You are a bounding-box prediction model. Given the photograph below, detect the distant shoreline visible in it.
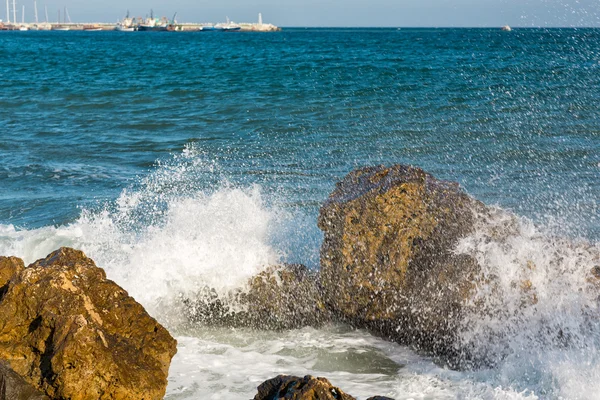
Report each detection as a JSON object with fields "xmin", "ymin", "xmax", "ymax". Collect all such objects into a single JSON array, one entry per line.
[
  {"xmin": 0, "ymin": 21, "xmax": 280, "ymax": 32},
  {"xmin": 2, "ymin": 24, "xmax": 599, "ymax": 31}
]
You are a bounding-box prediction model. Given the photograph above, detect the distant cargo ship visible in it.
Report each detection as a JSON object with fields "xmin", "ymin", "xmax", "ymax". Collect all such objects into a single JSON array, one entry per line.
[
  {"xmin": 137, "ymin": 9, "xmax": 176, "ymax": 31},
  {"xmin": 138, "ymin": 22, "xmax": 168, "ymax": 31}
]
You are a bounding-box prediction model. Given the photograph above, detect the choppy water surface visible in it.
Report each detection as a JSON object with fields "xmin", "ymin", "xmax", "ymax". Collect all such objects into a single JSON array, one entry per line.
[{"xmin": 0, "ymin": 28, "xmax": 599, "ymax": 399}]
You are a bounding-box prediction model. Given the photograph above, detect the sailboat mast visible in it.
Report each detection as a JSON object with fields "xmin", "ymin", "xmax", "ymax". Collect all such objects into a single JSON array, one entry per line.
[
  {"xmin": 6, "ymin": 0, "xmax": 9, "ymax": 23},
  {"xmin": 12, "ymin": 0, "xmax": 15, "ymax": 24},
  {"xmin": 44, "ymin": 4, "xmax": 48, "ymax": 22},
  {"xmin": 21, "ymin": 4, "xmax": 23, "ymax": 23},
  {"xmin": 34, "ymin": 0, "xmax": 38, "ymax": 23}
]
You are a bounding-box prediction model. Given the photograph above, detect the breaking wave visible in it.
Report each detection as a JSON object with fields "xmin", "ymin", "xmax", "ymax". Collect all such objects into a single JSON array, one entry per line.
[
  {"xmin": 0, "ymin": 145, "xmax": 598, "ymax": 398},
  {"xmin": 0, "ymin": 146, "xmax": 289, "ymax": 321}
]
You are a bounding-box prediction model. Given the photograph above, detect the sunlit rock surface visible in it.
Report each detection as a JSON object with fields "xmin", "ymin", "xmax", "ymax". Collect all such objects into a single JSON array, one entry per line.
[
  {"xmin": 0, "ymin": 247, "xmax": 177, "ymax": 400},
  {"xmin": 318, "ymin": 165, "xmax": 483, "ymax": 366}
]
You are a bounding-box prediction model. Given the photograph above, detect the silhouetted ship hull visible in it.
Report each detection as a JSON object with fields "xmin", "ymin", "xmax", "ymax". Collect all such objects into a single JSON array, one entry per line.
[{"xmin": 138, "ymin": 25, "xmax": 168, "ymax": 31}]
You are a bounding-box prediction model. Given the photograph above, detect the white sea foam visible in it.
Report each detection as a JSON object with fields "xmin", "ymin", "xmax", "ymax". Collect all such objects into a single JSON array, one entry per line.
[
  {"xmin": 0, "ymin": 146, "xmax": 283, "ymax": 319},
  {"xmin": 165, "ymin": 327, "xmax": 538, "ymax": 400},
  {"xmin": 455, "ymin": 207, "xmax": 600, "ymax": 399}
]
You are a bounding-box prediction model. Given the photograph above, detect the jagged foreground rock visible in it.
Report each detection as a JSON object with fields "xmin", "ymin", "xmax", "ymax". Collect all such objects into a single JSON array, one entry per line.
[
  {"xmin": 318, "ymin": 165, "xmax": 484, "ymax": 366},
  {"xmin": 0, "ymin": 248, "xmax": 177, "ymax": 400},
  {"xmin": 182, "ymin": 264, "xmax": 331, "ymax": 330},
  {"xmin": 254, "ymin": 375, "xmax": 394, "ymax": 400}
]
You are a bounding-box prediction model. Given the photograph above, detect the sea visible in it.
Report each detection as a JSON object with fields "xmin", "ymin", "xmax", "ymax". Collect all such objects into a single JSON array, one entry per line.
[{"xmin": 0, "ymin": 28, "xmax": 599, "ymax": 399}]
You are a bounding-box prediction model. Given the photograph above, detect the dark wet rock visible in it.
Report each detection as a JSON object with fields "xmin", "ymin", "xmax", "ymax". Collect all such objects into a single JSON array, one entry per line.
[
  {"xmin": 242, "ymin": 264, "xmax": 331, "ymax": 329},
  {"xmin": 0, "ymin": 247, "xmax": 177, "ymax": 400},
  {"xmin": 183, "ymin": 264, "xmax": 331, "ymax": 330},
  {"xmin": 366, "ymin": 397, "xmax": 396, "ymax": 400},
  {"xmin": 254, "ymin": 375, "xmax": 356, "ymax": 400},
  {"xmin": 253, "ymin": 375, "xmax": 396, "ymax": 400},
  {"xmin": 318, "ymin": 165, "xmax": 484, "ymax": 366},
  {"xmin": 0, "ymin": 362, "xmax": 48, "ymax": 400}
]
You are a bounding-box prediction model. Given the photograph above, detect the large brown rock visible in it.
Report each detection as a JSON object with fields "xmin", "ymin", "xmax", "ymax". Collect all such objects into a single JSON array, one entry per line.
[
  {"xmin": 183, "ymin": 264, "xmax": 330, "ymax": 330},
  {"xmin": 0, "ymin": 247, "xmax": 177, "ymax": 400},
  {"xmin": 318, "ymin": 165, "xmax": 483, "ymax": 366}
]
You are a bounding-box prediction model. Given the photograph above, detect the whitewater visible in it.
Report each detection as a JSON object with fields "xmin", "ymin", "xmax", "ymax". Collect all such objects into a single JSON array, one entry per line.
[{"xmin": 0, "ymin": 145, "xmax": 597, "ymax": 399}]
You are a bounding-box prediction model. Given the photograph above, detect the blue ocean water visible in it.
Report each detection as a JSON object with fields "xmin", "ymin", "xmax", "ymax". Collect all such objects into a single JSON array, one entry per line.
[
  {"xmin": 1, "ymin": 29, "xmax": 598, "ymax": 234},
  {"xmin": 1, "ymin": 28, "xmax": 599, "ymax": 399}
]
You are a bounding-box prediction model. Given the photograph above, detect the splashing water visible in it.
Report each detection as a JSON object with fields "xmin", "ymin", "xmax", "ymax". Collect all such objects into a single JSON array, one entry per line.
[
  {"xmin": 1, "ymin": 146, "xmax": 599, "ymax": 399},
  {"xmin": 0, "ymin": 146, "xmax": 283, "ymax": 319},
  {"xmin": 455, "ymin": 207, "xmax": 600, "ymax": 398}
]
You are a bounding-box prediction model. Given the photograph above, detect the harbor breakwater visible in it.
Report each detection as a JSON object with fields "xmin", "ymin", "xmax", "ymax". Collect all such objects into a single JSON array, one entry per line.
[
  {"xmin": 0, "ymin": 19, "xmax": 280, "ymax": 31},
  {"xmin": 0, "ymin": 23, "xmax": 280, "ymax": 31}
]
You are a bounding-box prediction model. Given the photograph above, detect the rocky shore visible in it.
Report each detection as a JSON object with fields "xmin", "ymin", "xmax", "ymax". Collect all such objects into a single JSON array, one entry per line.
[
  {"xmin": 0, "ymin": 248, "xmax": 177, "ymax": 399},
  {"xmin": 4, "ymin": 164, "xmax": 583, "ymax": 399},
  {"xmin": 183, "ymin": 164, "xmax": 489, "ymax": 368}
]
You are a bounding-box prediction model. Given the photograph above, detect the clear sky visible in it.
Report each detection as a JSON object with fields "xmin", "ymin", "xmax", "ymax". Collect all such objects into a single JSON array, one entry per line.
[{"xmin": 6, "ymin": 0, "xmax": 600, "ymax": 27}]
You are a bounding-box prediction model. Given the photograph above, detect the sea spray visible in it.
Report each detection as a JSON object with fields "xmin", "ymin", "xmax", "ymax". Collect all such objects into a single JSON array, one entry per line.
[
  {"xmin": 455, "ymin": 207, "xmax": 600, "ymax": 396},
  {"xmin": 83, "ymin": 186, "xmax": 280, "ymax": 317},
  {"xmin": 0, "ymin": 146, "xmax": 289, "ymax": 321},
  {"xmin": 2, "ymin": 172, "xmax": 598, "ymax": 397}
]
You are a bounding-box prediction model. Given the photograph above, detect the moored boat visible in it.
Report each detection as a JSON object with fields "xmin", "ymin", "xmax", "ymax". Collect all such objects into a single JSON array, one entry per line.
[
  {"xmin": 199, "ymin": 25, "xmax": 215, "ymax": 31},
  {"xmin": 115, "ymin": 25, "xmax": 135, "ymax": 32},
  {"xmin": 214, "ymin": 17, "xmax": 240, "ymax": 31},
  {"xmin": 138, "ymin": 23, "xmax": 168, "ymax": 31},
  {"xmin": 138, "ymin": 9, "xmax": 169, "ymax": 31},
  {"xmin": 114, "ymin": 10, "xmax": 137, "ymax": 31}
]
